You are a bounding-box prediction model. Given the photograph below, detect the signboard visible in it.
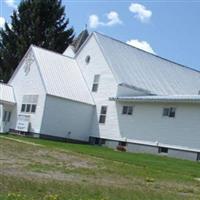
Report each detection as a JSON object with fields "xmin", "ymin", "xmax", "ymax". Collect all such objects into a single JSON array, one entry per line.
[{"xmin": 16, "ymin": 115, "xmax": 30, "ymax": 132}]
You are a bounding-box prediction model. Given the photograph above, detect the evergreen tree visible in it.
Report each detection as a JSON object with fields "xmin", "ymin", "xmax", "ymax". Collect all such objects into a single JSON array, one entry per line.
[{"xmin": 0, "ymin": 0, "xmax": 74, "ymax": 82}]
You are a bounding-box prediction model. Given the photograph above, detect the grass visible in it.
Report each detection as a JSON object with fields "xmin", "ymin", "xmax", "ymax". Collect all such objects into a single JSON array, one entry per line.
[{"xmin": 0, "ymin": 134, "xmax": 200, "ymax": 200}]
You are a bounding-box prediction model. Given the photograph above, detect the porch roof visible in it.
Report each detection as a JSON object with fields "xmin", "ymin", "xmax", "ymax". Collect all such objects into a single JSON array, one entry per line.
[{"xmin": 0, "ymin": 83, "xmax": 16, "ymax": 105}]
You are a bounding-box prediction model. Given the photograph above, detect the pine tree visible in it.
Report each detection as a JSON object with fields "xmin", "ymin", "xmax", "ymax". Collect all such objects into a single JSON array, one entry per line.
[{"xmin": 0, "ymin": 0, "xmax": 74, "ymax": 82}]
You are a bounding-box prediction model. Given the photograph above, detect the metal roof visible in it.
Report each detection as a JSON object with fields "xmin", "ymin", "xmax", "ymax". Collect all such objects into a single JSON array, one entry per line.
[
  {"xmin": 94, "ymin": 32, "xmax": 200, "ymax": 96},
  {"xmin": 0, "ymin": 83, "xmax": 16, "ymax": 104},
  {"xmin": 32, "ymin": 46, "xmax": 94, "ymax": 105},
  {"xmin": 110, "ymin": 95, "xmax": 200, "ymax": 103}
]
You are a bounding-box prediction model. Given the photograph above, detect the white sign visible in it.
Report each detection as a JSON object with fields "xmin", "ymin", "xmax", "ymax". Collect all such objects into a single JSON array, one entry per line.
[{"xmin": 16, "ymin": 115, "xmax": 30, "ymax": 132}]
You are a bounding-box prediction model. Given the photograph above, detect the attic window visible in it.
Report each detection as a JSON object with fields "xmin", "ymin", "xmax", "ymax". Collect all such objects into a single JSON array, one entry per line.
[{"xmin": 85, "ymin": 55, "xmax": 90, "ymax": 64}]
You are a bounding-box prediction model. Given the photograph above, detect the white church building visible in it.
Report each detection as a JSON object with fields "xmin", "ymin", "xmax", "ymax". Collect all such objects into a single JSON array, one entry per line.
[{"xmin": 0, "ymin": 31, "xmax": 200, "ymax": 161}]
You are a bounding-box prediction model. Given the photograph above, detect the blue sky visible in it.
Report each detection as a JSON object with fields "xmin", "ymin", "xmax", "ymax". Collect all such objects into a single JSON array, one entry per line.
[{"xmin": 0, "ymin": 0, "xmax": 200, "ymax": 71}]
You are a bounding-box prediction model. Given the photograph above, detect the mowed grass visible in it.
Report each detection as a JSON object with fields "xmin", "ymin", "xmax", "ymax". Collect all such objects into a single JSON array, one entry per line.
[{"xmin": 0, "ymin": 134, "xmax": 200, "ymax": 200}]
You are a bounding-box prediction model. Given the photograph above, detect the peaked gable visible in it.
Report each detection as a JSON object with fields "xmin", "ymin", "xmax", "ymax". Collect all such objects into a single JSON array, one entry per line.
[{"xmin": 94, "ymin": 32, "xmax": 200, "ymax": 96}]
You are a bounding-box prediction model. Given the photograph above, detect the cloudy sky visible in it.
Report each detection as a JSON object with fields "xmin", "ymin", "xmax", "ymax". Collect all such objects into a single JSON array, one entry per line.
[{"xmin": 0, "ymin": 0, "xmax": 200, "ymax": 71}]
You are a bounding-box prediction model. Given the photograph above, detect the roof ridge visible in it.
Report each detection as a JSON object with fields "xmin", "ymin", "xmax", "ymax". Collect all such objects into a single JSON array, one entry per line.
[
  {"xmin": 94, "ymin": 31, "xmax": 200, "ymax": 74},
  {"xmin": 31, "ymin": 45, "xmax": 75, "ymax": 60}
]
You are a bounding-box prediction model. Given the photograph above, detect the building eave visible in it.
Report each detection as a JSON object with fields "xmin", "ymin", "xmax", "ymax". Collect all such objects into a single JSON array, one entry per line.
[{"xmin": 110, "ymin": 95, "xmax": 200, "ymax": 103}]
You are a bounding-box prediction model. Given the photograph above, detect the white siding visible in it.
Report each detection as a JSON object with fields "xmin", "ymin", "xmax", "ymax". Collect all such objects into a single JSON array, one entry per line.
[
  {"xmin": 9, "ymin": 50, "xmax": 46, "ymax": 133},
  {"xmin": 40, "ymin": 95, "xmax": 94, "ymax": 142},
  {"xmin": 116, "ymin": 102, "xmax": 200, "ymax": 150},
  {"xmin": 75, "ymin": 35, "xmax": 122, "ymax": 140}
]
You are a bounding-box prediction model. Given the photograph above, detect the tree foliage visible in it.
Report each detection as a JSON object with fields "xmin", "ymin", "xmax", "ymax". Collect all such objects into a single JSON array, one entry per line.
[{"xmin": 0, "ymin": 0, "xmax": 74, "ymax": 82}]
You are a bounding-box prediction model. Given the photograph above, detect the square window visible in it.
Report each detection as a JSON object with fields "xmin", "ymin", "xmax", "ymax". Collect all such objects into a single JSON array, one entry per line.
[
  {"xmin": 122, "ymin": 106, "xmax": 133, "ymax": 115},
  {"xmin": 31, "ymin": 105, "xmax": 37, "ymax": 113},
  {"xmin": 26, "ymin": 104, "xmax": 31, "ymax": 112},
  {"xmin": 99, "ymin": 115, "xmax": 106, "ymax": 123}
]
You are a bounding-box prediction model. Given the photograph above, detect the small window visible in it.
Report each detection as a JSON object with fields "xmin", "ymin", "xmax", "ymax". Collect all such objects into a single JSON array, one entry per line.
[
  {"xmin": 163, "ymin": 108, "xmax": 169, "ymax": 116},
  {"xmin": 169, "ymin": 107, "xmax": 176, "ymax": 118},
  {"xmin": 158, "ymin": 147, "xmax": 168, "ymax": 154},
  {"xmin": 99, "ymin": 106, "xmax": 107, "ymax": 124},
  {"xmin": 26, "ymin": 104, "xmax": 31, "ymax": 112},
  {"xmin": 31, "ymin": 104, "xmax": 37, "ymax": 113},
  {"xmin": 128, "ymin": 107, "xmax": 133, "ymax": 115},
  {"xmin": 85, "ymin": 55, "xmax": 90, "ymax": 64},
  {"xmin": 92, "ymin": 74, "xmax": 100, "ymax": 92},
  {"xmin": 3, "ymin": 111, "xmax": 7, "ymax": 122},
  {"xmin": 21, "ymin": 104, "xmax": 26, "ymax": 112},
  {"xmin": 122, "ymin": 106, "xmax": 133, "ymax": 115},
  {"xmin": 119, "ymin": 141, "xmax": 127, "ymax": 147},
  {"xmin": 162, "ymin": 107, "xmax": 176, "ymax": 118},
  {"xmin": 122, "ymin": 106, "xmax": 128, "ymax": 114},
  {"xmin": 92, "ymin": 84, "xmax": 98, "ymax": 92}
]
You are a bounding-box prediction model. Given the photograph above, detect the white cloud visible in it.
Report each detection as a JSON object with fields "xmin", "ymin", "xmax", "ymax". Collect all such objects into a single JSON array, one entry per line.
[
  {"xmin": 106, "ymin": 11, "xmax": 122, "ymax": 26},
  {"xmin": 0, "ymin": 17, "xmax": 6, "ymax": 28},
  {"xmin": 4, "ymin": 0, "xmax": 17, "ymax": 9},
  {"xmin": 88, "ymin": 15, "xmax": 101, "ymax": 29},
  {"xmin": 129, "ymin": 3, "xmax": 152, "ymax": 23},
  {"xmin": 127, "ymin": 39, "xmax": 155, "ymax": 54},
  {"xmin": 88, "ymin": 11, "xmax": 122, "ymax": 29}
]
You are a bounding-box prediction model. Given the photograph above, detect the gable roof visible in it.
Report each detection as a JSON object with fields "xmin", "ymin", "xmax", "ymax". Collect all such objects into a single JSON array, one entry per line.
[
  {"xmin": 0, "ymin": 83, "xmax": 16, "ymax": 104},
  {"xmin": 94, "ymin": 32, "xmax": 200, "ymax": 96},
  {"xmin": 31, "ymin": 46, "xmax": 94, "ymax": 105}
]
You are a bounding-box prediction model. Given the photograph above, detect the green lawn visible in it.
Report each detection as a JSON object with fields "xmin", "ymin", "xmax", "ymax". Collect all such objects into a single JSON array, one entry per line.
[{"xmin": 0, "ymin": 134, "xmax": 200, "ymax": 200}]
